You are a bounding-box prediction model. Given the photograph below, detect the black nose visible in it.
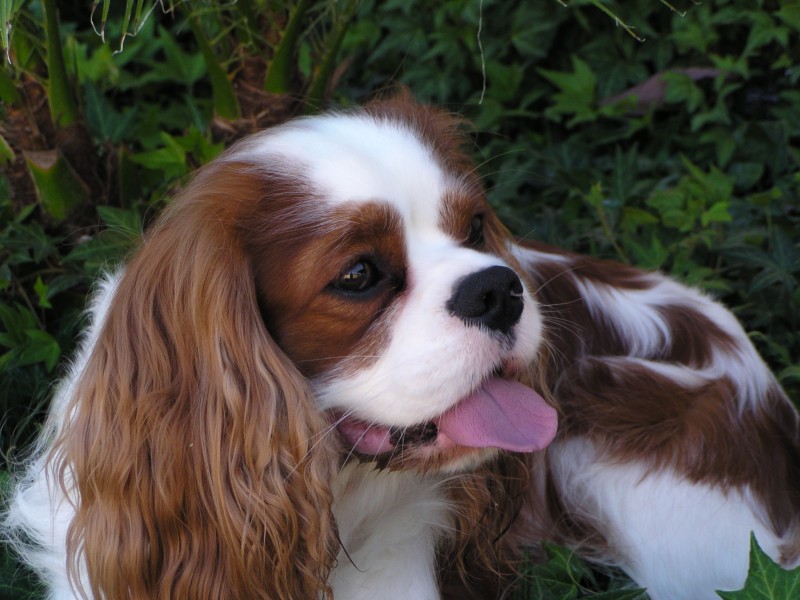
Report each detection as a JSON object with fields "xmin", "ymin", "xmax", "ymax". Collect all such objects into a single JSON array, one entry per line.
[{"xmin": 446, "ymin": 266, "xmax": 524, "ymax": 334}]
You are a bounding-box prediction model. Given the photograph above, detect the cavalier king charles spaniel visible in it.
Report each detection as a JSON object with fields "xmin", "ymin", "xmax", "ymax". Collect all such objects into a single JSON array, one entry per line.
[{"xmin": 4, "ymin": 93, "xmax": 799, "ymax": 600}]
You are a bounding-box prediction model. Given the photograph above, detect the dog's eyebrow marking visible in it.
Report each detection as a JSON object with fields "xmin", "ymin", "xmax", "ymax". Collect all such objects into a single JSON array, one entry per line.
[{"xmin": 437, "ymin": 189, "xmax": 486, "ymax": 242}]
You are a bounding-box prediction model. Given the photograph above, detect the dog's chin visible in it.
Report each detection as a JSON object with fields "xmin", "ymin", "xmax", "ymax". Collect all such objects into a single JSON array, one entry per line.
[
  {"xmin": 342, "ymin": 428, "xmax": 498, "ymax": 474},
  {"xmin": 391, "ymin": 445, "xmax": 498, "ymax": 474}
]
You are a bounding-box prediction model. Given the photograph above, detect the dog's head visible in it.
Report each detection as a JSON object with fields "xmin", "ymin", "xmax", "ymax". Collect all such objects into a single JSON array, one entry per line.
[
  {"xmin": 231, "ymin": 96, "xmax": 556, "ymax": 471},
  {"xmin": 59, "ymin": 94, "xmax": 555, "ymax": 598}
]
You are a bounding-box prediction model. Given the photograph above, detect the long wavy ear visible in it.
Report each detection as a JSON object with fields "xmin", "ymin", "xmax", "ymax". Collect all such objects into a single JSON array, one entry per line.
[{"xmin": 54, "ymin": 160, "xmax": 338, "ymax": 599}]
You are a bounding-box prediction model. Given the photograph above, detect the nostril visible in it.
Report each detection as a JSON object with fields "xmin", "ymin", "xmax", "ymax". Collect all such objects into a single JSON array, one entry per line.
[{"xmin": 447, "ymin": 266, "xmax": 524, "ymax": 334}]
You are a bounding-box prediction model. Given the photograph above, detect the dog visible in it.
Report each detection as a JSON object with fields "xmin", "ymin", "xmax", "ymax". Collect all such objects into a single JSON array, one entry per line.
[
  {"xmin": 4, "ymin": 94, "xmax": 557, "ymax": 599},
  {"xmin": 4, "ymin": 94, "xmax": 798, "ymax": 599}
]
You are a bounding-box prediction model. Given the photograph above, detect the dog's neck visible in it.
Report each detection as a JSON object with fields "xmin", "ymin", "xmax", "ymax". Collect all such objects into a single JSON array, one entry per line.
[{"xmin": 329, "ymin": 463, "xmax": 450, "ymax": 599}]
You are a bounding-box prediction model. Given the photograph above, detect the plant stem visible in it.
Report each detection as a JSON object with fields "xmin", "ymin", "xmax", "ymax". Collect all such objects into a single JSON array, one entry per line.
[
  {"xmin": 189, "ymin": 15, "xmax": 241, "ymax": 120},
  {"xmin": 305, "ymin": 1, "xmax": 357, "ymax": 112},
  {"xmin": 42, "ymin": 0, "xmax": 78, "ymax": 126},
  {"xmin": 264, "ymin": 0, "xmax": 311, "ymax": 93}
]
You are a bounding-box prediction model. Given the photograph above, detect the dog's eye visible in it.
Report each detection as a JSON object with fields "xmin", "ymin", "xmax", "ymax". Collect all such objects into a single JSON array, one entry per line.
[
  {"xmin": 466, "ymin": 214, "xmax": 485, "ymax": 248},
  {"xmin": 332, "ymin": 260, "xmax": 381, "ymax": 293}
]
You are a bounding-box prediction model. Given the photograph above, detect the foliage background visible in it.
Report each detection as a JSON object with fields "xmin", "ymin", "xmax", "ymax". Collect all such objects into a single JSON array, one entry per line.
[{"xmin": 0, "ymin": 0, "xmax": 798, "ymax": 598}]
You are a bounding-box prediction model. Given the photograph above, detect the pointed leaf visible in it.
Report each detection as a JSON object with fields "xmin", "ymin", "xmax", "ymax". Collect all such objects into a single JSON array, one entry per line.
[
  {"xmin": 716, "ymin": 534, "xmax": 800, "ymax": 599},
  {"xmin": 24, "ymin": 149, "xmax": 90, "ymax": 221}
]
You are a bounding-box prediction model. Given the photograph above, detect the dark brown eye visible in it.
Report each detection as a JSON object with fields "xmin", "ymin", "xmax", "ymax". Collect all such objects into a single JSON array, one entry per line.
[
  {"xmin": 332, "ymin": 260, "xmax": 381, "ymax": 293},
  {"xmin": 466, "ymin": 214, "xmax": 485, "ymax": 248}
]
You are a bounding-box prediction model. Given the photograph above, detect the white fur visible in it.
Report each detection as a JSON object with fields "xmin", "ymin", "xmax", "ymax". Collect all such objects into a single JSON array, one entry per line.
[
  {"xmin": 329, "ymin": 464, "xmax": 451, "ymax": 600},
  {"xmin": 550, "ymin": 436, "xmax": 782, "ymax": 600}
]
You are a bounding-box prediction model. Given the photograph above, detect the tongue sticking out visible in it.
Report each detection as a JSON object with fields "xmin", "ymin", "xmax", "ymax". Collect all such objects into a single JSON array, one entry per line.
[
  {"xmin": 436, "ymin": 377, "xmax": 558, "ymax": 452},
  {"xmin": 336, "ymin": 377, "xmax": 558, "ymax": 455}
]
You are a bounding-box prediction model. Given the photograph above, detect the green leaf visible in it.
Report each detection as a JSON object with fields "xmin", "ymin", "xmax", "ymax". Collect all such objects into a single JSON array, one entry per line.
[
  {"xmin": 646, "ymin": 188, "xmax": 695, "ymax": 232},
  {"xmin": 17, "ymin": 329, "xmax": 61, "ymax": 371},
  {"xmin": 777, "ymin": 1, "xmax": 800, "ymax": 32},
  {"xmin": 716, "ymin": 534, "xmax": 800, "ymax": 599},
  {"xmin": 43, "ymin": 0, "xmax": 79, "ymax": 126},
  {"xmin": 513, "ymin": 544, "xmax": 647, "ymax": 599},
  {"xmin": 0, "ymin": 64, "xmax": 22, "ymax": 104},
  {"xmin": 24, "ymin": 149, "xmax": 90, "ymax": 222},
  {"xmin": 129, "ymin": 132, "xmax": 187, "ymax": 179},
  {"xmin": 33, "ymin": 276, "xmax": 51, "ymax": 309},
  {"xmin": 514, "ymin": 544, "xmax": 585, "ymax": 600},
  {"xmin": 539, "ymin": 56, "xmax": 597, "ymax": 127},
  {"xmin": 700, "ymin": 201, "xmax": 732, "ymax": 227},
  {"xmin": 0, "ymin": 0, "xmax": 25, "ymax": 63},
  {"xmin": 173, "ymin": 127, "xmax": 224, "ymax": 165},
  {"xmin": 662, "ymin": 71, "xmax": 704, "ymax": 112},
  {"xmin": 0, "ymin": 303, "xmax": 38, "ymax": 343},
  {"xmin": 65, "ymin": 231, "xmax": 139, "ymax": 273},
  {"xmin": 97, "ymin": 206, "xmax": 142, "ymax": 238},
  {"xmin": 14, "ymin": 204, "xmax": 37, "ymax": 224},
  {"xmin": 778, "ymin": 365, "xmax": 800, "ymax": 384},
  {"xmin": 83, "ymin": 80, "xmax": 138, "ymax": 144},
  {"xmin": 158, "ymin": 25, "xmax": 205, "ymax": 87},
  {"xmin": 743, "ymin": 13, "xmax": 789, "ymax": 57},
  {"xmin": 710, "ymin": 54, "xmax": 749, "ymax": 79},
  {"xmin": 0, "ymin": 131, "xmax": 15, "ymax": 165},
  {"xmin": 264, "ymin": 0, "xmax": 312, "ymax": 93},
  {"xmin": 188, "ymin": 16, "xmax": 240, "ymax": 120},
  {"xmin": 486, "ymin": 61, "xmax": 523, "ymax": 103},
  {"xmin": 627, "ymin": 235, "xmax": 670, "ymax": 270},
  {"xmin": 622, "ymin": 207, "xmax": 659, "ymax": 228}
]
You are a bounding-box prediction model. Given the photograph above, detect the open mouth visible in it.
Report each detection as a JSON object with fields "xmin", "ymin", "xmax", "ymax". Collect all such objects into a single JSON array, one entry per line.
[{"xmin": 333, "ymin": 375, "xmax": 558, "ymax": 457}]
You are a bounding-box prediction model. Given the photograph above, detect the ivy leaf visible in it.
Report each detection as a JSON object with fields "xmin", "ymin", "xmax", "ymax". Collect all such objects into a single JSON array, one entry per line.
[
  {"xmin": 512, "ymin": 544, "xmax": 646, "ymax": 599},
  {"xmin": 539, "ymin": 56, "xmax": 597, "ymax": 127},
  {"xmin": 716, "ymin": 534, "xmax": 800, "ymax": 599}
]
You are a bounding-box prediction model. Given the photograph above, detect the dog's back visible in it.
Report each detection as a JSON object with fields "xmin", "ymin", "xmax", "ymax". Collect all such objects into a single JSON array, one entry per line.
[{"xmin": 510, "ymin": 240, "xmax": 800, "ymax": 599}]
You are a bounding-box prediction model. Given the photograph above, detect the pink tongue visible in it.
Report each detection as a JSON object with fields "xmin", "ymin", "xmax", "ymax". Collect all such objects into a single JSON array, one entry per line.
[{"xmin": 437, "ymin": 378, "xmax": 558, "ymax": 452}]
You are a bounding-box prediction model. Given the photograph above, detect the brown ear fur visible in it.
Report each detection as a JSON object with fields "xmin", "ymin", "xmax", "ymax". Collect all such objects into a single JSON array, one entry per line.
[{"xmin": 53, "ymin": 161, "xmax": 338, "ymax": 599}]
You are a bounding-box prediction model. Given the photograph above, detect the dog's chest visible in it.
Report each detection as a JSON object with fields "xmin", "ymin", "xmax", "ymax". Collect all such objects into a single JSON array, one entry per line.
[{"xmin": 328, "ymin": 464, "xmax": 451, "ymax": 599}]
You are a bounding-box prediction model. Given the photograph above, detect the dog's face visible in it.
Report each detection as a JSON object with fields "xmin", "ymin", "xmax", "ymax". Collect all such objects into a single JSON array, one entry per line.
[{"xmin": 229, "ymin": 104, "xmax": 557, "ymax": 471}]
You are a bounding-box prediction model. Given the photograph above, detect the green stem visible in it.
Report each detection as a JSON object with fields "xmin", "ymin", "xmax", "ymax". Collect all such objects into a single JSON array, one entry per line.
[
  {"xmin": 235, "ymin": 0, "xmax": 258, "ymax": 46},
  {"xmin": 585, "ymin": 0, "xmax": 644, "ymax": 42},
  {"xmin": 595, "ymin": 200, "xmax": 628, "ymax": 262},
  {"xmin": 43, "ymin": 0, "xmax": 78, "ymax": 126},
  {"xmin": 189, "ymin": 16, "xmax": 241, "ymax": 120},
  {"xmin": 304, "ymin": 3, "xmax": 356, "ymax": 113},
  {"xmin": 264, "ymin": 0, "xmax": 312, "ymax": 93}
]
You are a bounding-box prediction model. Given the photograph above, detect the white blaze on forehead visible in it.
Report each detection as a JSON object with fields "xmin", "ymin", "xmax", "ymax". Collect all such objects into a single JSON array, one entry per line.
[{"xmin": 239, "ymin": 113, "xmax": 449, "ymax": 230}]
